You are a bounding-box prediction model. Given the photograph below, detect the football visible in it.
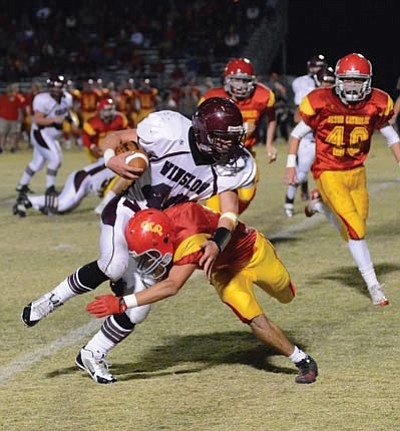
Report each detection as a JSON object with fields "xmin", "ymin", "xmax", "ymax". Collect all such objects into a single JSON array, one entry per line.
[
  {"xmin": 115, "ymin": 140, "xmax": 149, "ymax": 174},
  {"xmin": 125, "ymin": 151, "xmax": 149, "ymax": 172}
]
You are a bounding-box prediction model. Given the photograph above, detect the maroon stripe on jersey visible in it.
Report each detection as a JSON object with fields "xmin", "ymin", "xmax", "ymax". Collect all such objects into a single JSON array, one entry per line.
[
  {"xmin": 88, "ymin": 164, "xmax": 106, "ymax": 176},
  {"xmin": 33, "ymin": 129, "xmax": 49, "ymax": 149},
  {"xmin": 73, "ymin": 170, "xmax": 88, "ymax": 191}
]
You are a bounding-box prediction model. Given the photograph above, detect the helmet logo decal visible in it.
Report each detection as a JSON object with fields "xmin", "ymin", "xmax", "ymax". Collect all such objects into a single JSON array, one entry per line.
[{"xmin": 141, "ymin": 221, "xmax": 163, "ymax": 236}]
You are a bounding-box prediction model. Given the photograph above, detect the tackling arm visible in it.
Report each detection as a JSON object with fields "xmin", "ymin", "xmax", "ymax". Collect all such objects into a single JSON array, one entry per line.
[{"xmin": 86, "ymin": 264, "xmax": 197, "ymax": 318}]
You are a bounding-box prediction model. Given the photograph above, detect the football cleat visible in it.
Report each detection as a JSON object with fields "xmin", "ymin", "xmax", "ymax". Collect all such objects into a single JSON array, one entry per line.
[
  {"xmin": 12, "ymin": 193, "xmax": 32, "ymax": 218},
  {"xmin": 75, "ymin": 347, "xmax": 116, "ymax": 384},
  {"xmin": 368, "ymin": 284, "xmax": 389, "ymax": 307},
  {"xmin": 16, "ymin": 184, "xmax": 34, "ymax": 194},
  {"xmin": 295, "ymin": 355, "xmax": 318, "ymax": 384},
  {"xmin": 284, "ymin": 203, "xmax": 294, "ymax": 218},
  {"xmin": 43, "ymin": 186, "xmax": 59, "ymax": 215},
  {"xmin": 21, "ymin": 293, "xmax": 63, "ymax": 327},
  {"xmin": 304, "ymin": 189, "xmax": 322, "ymax": 217}
]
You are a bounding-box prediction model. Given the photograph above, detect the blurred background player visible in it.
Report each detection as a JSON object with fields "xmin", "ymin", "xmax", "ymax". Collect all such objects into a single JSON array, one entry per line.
[
  {"xmin": 14, "ymin": 75, "xmax": 73, "ymax": 214},
  {"xmin": 284, "ymin": 53, "xmax": 400, "ymax": 306},
  {"xmin": 82, "ymin": 98, "xmax": 128, "ymax": 163},
  {"xmin": 285, "ymin": 54, "xmax": 328, "ymax": 215},
  {"xmin": 0, "ymin": 83, "xmax": 26, "ymax": 153},
  {"xmin": 83, "ymin": 203, "xmax": 318, "ymax": 385},
  {"xmin": 14, "ymin": 97, "xmax": 129, "ymax": 217},
  {"xmin": 62, "ymin": 79, "xmax": 82, "ymax": 149},
  {"xmin": 200, "ymin": 57, "xmax": 277, "ymax": 213},
  {"xmin": 21, "ymin": 82, "xmax": 41, "ymax": 146},
  {"xmin": 115, "ymin": 78, "xmax": 139, "ymax": 128},
  {"xmin": 283, "ymin": 64, "xmax": 334, "ymax": 217},
  {"xmin": 79, "ymin": 79, "xmax": 103, "ymax": 124},
  {"xmin": 135, "ymin": 78, "xmax": 161, "ymax": 124}
]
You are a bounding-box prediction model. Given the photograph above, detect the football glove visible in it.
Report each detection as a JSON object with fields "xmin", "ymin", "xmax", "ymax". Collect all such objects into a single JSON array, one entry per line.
[{"xmin": 86, "ymin": 295, "xmax": 127, "ymax": 318}]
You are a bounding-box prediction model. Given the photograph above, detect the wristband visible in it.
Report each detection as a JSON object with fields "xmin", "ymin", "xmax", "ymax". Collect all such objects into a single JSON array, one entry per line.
[
  {"xmin": 123, "ymin": 293, "xmax": 138, "ymax": 309},
  {"xmin": 103, "ymin": 148, "xmax": 115, "ymax": 167},
  {"xmin": 220, "ymin": 211, "xmax": 238, "ymax": 227},
  {"xmin": 286, "ymin": 154, "xmax": 297, "ymax": 168},
  {"xmin": 210, "ymin": 227, "xmax": 232, "ymax": 253}
]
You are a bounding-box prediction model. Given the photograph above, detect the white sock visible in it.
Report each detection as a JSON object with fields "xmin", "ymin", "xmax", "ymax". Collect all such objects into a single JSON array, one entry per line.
[
  {"xmin": 286, "ymin": 184, "xmax": 298, "ymax": 201},
  {"xmin": 348, "ymin": 239, "xmax": 379, "ymax": 288},
  {"xmin": 288, "ymin": 345, "xmax": 307, "ymax": 363},
  {"xmin": 85, "ymin": 330, "xmax": 116, "ymax": 358},
  {"xmin": 50, "ymin": 278, "xmax": 76, "ymax": 303}
]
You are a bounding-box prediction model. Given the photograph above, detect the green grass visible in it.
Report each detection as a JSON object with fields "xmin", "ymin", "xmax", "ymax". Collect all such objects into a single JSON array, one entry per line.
[{"xmin": 1, "ymin": 137, "xmax": 400, "ymax": 431}]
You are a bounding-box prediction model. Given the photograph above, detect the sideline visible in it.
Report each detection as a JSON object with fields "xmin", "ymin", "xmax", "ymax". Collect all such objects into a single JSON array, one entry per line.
[{"xmin": 1, "ymin": 180, "xmax": 397, "ymax": 384}]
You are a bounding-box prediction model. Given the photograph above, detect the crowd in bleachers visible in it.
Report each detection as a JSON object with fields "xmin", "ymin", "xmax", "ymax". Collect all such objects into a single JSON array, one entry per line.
[{"xmin": 0, "ymin": 0, "xmax": 266, "ymax": 84}]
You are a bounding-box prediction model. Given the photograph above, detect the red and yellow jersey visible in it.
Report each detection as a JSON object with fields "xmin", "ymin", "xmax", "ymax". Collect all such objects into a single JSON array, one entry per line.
[
  {"xmin": 199, "ymin": 84, "xmax": 276, "ymax": 149},
  {"xmin": 164, "ymin": 202, "xmax": 257, "ymax": 274},
  {"xmin": 299, "ymin": 87, "xmax": 394, "ymax": 179},
  {"xmin": 137, "ymin": 88, "xmax": 158, "ymax": 110},
  {"xmin": 82, "ymin": 111, "xmax": 128, "ymax": 149},
  {"xmin": 117, "ymin": 89, "xmax": 138, "ymax": 114},
  {"xmin": 80, "ymin": 90, "xmax": 102, "ymax": 114}
]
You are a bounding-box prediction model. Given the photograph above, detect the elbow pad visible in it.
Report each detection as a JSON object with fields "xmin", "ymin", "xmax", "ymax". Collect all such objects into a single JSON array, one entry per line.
[
  {"xmin": 380, "ymin": 125, "xmax": 400, "ymax": 147},
  {"xmin": 290, "ymin": 121, "xmax": 313, "ymax": 140}
]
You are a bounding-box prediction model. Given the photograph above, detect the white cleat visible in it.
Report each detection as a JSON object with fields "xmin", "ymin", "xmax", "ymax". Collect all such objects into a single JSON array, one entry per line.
[
  {"xmin": 284, "ymin": 203, "xmax": 294, "ymax": 218},
  {"xmin": 21, "ymin": 293, "xmax": 63, "ymax": 327},
  {"xmin": 75, "ymin": 347, "xmax": 116, "ymax": 384},
  {"xmin": 304, "ymin": 189, "xmax": 322, "ymax": 217},
  {"xmin": 368, "ymin": 284, "xmax": 389, "ymax": 307}
]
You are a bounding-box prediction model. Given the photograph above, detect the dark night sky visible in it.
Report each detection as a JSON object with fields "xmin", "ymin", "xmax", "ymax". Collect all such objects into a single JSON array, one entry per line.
[{"xmin": 280, "ymin": 0, "xmax": 399, "ymax": 96}]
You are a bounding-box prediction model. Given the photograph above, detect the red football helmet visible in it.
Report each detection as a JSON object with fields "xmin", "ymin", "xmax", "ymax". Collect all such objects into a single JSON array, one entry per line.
[
  {"xmin": 97, "ymin": 98, "xmax": 116, "ymax": 123},
  {"xmin": 223, "ymin": 58, "xmax": 256, "ymax": 99},
  {"xmin": 192, "ymin": 97, "xmax": 245, "ymax": 165},
  {"xmin": 307, "ymin": 54, "xmax": 327, "ymax": 75},
  {"xmin": 314, "ymin": 65, "xmax": 335, "ymax": 87},
  {"xmin": 335, "ymin": 53, "xmax": 372, "ymax": 103},
  {"xmin": 125, "ymin": 209, "xmax": 174, "ymax": 282}
]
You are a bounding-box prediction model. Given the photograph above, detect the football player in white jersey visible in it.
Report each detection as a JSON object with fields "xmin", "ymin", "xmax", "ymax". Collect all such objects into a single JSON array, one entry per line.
[
  {"xmin": 14, "ymin": 158, "xmax": 116, "ymax": 216},
  {"xmin": 15, "ymin": 75, "xmax": 74, "ymax": 213},
  {"xmin": 21, "ymin": 98, "xmax": 257, "ymax": 382},
  {"xmin": 284, "ymin": 55, "xmax": 328, "ymax": 217}
]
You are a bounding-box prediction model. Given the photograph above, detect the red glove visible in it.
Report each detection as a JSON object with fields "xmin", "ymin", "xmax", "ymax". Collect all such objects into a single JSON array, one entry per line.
[{"xmin": 86, "ymin": 295, "xmax": 127, "ymax": 318}]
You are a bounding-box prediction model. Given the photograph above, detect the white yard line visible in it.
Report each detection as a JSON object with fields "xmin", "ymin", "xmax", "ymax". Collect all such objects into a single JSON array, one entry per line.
[{"xmin": 1, "ymin": 180, "xmax": 396, "ymax": 384}]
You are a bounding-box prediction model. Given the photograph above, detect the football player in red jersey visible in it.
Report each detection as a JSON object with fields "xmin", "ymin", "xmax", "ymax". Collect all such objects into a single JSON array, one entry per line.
[
  {"xmin": 79, "ymin": 79, "xmax": 103, "ymax": 123},
  {"xmin": 82, "ymin": 202, "xmax": 318, "ymax": 385},
  {"xmin": 284, "ymin": 53, "xmax": 400, "ymax": 307},
  {"xmin": 199, "ymin": 57, "xmax": 277, "ymax": 213},
  {"xmin": 82, "ymin": 98, "xmax": 128, "ymax": 162}
]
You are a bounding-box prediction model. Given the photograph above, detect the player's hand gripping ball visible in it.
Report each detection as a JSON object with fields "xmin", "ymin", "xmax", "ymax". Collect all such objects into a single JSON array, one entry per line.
[{"xmin": 116, "ymin": 140, "xmax": 149, "ymax": 175}]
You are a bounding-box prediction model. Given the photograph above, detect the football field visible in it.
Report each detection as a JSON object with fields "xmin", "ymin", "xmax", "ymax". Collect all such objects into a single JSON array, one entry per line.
[{"xmin": 1, "ymin": 137, "xmax": 400, "ymax": 431}]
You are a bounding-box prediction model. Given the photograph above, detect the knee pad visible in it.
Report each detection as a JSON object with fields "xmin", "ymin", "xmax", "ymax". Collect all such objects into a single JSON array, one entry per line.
[{"xmin": 125, "ymin": 304, "xmax": 151, "ymax": 324}]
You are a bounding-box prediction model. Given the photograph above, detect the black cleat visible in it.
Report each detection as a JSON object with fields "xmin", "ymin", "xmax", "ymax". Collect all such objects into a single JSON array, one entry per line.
[{"xmin": 295, "ymin": 355, "xmax": 318, "ymax": 384}]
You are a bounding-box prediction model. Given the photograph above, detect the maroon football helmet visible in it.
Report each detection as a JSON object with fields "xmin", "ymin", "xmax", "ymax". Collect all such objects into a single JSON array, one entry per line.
[
  {"xmin": 47, "ymin": 75, "xmax": 66, "ymax": 101},
  {"xmin": 314, "ymin": 65, "xmax": 335, "ymax": 87},
  {"xmin": 307, "ymin": 54, "xmax": 327, "ymax": 75},
  {"xmin": 192, "ymin": 97, "xmax": 245, "ymax": 165}
]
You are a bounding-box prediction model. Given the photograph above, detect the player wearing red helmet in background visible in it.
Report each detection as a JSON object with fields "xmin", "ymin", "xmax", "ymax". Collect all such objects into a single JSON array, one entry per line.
[
  {"xmin": 82, "ymin": 202, "xmax": 318, "ymax": 384},
  {"xmin": 82, "ymin": 98, "xmax": 128, "ymax": 162},
  {"xmin": 284, "ymin": 53, "xmax": 400, "ymax": 307},
  {"xmin": 199, "ymin": 57, "xmax": 277, "ymax": 214}
]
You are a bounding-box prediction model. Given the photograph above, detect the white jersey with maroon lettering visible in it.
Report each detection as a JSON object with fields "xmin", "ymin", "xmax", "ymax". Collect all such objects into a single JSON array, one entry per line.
[
  {"xmin": 126, "ymin": 110, "xmax": 256, "ymax": 210},
  {"xmin": 98, "ymin": 110, "xmax": 256, "ymax": 281}
]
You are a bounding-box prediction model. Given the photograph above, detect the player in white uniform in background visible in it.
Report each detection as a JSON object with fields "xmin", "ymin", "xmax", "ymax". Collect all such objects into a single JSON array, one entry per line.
[
  {"xmin": 16, "ymin": 159, "xmax": 116, "ymax": 216},
  {"xmin": 21, "ymin": 97, "xmax": 257, "ymax": 383},
  {"xmin": 14, "ymin": 75, "xmax": 74, "ymax": 214},
  {"xmin": 284, "ymin": 55, "xmax": 327, "ymax": 217}
]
